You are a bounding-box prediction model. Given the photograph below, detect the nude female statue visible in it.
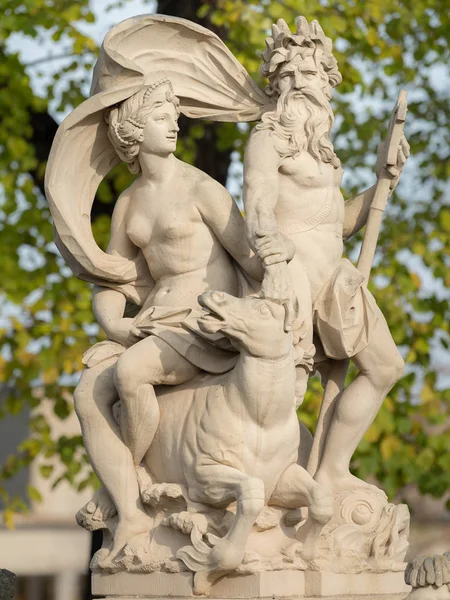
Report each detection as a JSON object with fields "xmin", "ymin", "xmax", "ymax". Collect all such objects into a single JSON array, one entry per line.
[{"xmin": 73, "ymin": 79, "xmax": 285, "ymax": 558}]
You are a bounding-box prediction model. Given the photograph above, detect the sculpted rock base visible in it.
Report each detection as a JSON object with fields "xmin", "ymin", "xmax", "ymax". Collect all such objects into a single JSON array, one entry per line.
[
  {"xmin": 92, "ymin": 570, "xmax": 410, "ymax": 598},
  {"xmin": 81, "ymin": 474, "xmax": 409, "ymax": 580},
  {"xmin": 93, "ymin": 570, "xmax": 305, "ymax": 598},
  {"xmin": 313, "ymin": 488, "xmax": 410, "ymax": 574}
]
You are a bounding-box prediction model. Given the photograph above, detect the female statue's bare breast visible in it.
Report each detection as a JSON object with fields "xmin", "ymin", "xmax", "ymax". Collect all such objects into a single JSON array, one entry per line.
[
  {"xmin": 125, "ymin": 169, "xmax": 239, "ymax": 308},
  {"xmin": 127, "ymin": 183, "xmax": 204, "ymax": 251}
]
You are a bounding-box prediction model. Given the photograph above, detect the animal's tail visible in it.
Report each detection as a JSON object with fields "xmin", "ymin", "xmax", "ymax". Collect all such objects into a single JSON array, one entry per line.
[
  {"xmin": 176, "ymin": 527, "xmax": 218, "ymax": 571},
  {"xmin": 177, "ymin": 528, "xmax": 232, "ymax": 594}
]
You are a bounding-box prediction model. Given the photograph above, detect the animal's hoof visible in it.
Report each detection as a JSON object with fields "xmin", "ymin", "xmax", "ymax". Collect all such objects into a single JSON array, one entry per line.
[
  {"xmin": 309, "ymin": 486, "xmax": 334, "ymax": 525},
  {"xmin": 193, "ymin": 569, "xmax": 230, "ymax": 595},
  {"xmin": 177, "ymin": 529, "xmax": 243, "ymax": 592},
  {"xmin": 91, "ymin": 548, "xmax": 111, "ymax": 570}
]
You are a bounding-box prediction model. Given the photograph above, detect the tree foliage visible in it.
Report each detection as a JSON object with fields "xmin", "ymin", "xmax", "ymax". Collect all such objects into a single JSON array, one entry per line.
[{"xmin": 0, "ymin": 0, "xmax": 449, "ymax": 522}]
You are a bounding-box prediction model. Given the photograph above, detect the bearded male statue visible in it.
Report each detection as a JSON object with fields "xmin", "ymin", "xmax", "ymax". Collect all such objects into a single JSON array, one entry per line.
[{"xmin": 243, "ymin": 17, "xmax": 410, "ymax": 494}]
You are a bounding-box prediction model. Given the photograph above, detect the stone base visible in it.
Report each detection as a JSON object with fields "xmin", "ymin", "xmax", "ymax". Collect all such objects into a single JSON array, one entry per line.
[
  {"xmin": 93, "ymin": 570, "xmax": 305, "ymax": 597},
  {"xmin": 92, "ymin": 570, "xmax": 410, "ymax": 599},
  {"xmin": 97, "ymin": 597, "xmax": 408, "ymax": 600},
  {"xmin": 304, "ymin": 571, "xmax": 410, "ymax": 597}
]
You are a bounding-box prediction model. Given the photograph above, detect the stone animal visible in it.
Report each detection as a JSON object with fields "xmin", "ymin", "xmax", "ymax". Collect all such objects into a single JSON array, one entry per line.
[{"xmin": 142, "ymin": 291, "xmax": 333, "ymax": 592}]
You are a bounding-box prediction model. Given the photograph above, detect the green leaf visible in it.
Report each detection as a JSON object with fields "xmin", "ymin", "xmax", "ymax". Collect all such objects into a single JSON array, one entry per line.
[
  {"xmin": 39, "ymin": 464, "xmax": 54, "ymax": 479},
  {"xmin": 439, "ymin": 209, "xmax": 450, "ymax": 232},
  {"xmin": 27, "ymin": 485, "xmax": 43, "ymax": 503}
]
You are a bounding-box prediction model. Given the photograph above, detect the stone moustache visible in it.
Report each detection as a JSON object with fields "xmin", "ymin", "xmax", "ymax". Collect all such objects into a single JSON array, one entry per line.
[{"xmin": 45, "ymin": 13, "xmax": 412, "ymax": 598}]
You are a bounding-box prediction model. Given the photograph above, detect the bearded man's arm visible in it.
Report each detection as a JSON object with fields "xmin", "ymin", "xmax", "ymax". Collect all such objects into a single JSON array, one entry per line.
[
  {"xmin": 342, "ymin": 185, "xmax": 376, "ymax": 240},
  {"xmin": 343, "ymin": 134, "xmax": 410, "ymax": 241},
  {"xmin": 243, "ymin": 128, "xmax": 296, "ymax": 311},
  {"xmin": 243, "ymin": 129, "xmax": 282, "ymax": 249}
]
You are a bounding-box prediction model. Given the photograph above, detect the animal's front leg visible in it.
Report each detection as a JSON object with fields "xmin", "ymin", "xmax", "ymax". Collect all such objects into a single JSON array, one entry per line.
[
  {"xmin": 177, "ymin": 464, "xmax": 265, "ymax": 594},
  {"xmin": 269, "ymin": 463, "xmax": 333, "ymax": 560}
]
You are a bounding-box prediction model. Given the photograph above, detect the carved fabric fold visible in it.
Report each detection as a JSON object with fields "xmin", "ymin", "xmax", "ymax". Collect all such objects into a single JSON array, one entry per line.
[
  {"xmin": 45, "ymin": 14, "xmax": 272, "ymax": 302},
  {"xmin": 313, "ymin": 258, "xmax": 379, "ymax": 360}
]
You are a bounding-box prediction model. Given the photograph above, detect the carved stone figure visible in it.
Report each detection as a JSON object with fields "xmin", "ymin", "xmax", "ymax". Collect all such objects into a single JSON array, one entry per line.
[
  {"xmin": 405, "ymin": 552, "xmax": 450, "ymax": 599},
  {"xmin": 95, "ymin": 291, "xmax": 332, "ymax": 593},
  {"xmin": 243, "ymin": 16, "xmax": 410, "ymax": 494},
  {"xmin": 45, "ymin": 13, "xmax": 412, "ymax": 598}
]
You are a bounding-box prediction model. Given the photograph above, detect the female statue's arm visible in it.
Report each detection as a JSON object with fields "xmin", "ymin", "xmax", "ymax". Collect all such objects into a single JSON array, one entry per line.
[
  {"xmin": 195, "ymin": 178, "xmax": 264, "ymax": 281},
  {"xmin": 93, "ymin": 192, "xmax": 143, "ymax": 347}
]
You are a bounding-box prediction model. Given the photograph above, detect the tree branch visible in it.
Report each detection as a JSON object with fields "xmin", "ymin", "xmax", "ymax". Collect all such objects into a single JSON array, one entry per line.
[{"xmin": 25, "ymin": 51, "xmax": 94, "ymax": 68}]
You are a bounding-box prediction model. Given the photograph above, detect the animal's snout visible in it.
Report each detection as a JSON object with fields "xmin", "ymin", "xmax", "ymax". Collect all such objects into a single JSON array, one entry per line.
[{"xmin": 210, "ymin": 291, "xmax": 225, "ymax": 304}]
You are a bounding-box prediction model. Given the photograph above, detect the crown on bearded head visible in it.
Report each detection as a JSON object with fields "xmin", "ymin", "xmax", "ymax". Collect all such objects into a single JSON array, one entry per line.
[{"xmin": 260, "ymin": 16, "xmax": 342, "ymax": 96}]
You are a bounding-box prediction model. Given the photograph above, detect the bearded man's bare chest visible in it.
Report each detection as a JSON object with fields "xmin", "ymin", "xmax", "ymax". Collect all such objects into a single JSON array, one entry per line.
[{"xmin": 276, "ymin": 155, "xmax": 344, "ymax": 232}]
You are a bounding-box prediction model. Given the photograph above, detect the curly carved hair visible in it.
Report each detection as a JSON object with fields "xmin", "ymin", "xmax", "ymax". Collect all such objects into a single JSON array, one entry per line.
[
  {"xmin": 260, "ymin": 17, "xmax": 342, "ymax": 99},
  {"xmin": 105, "ymin": 79, "xmax": 180, "ymax": 174}
]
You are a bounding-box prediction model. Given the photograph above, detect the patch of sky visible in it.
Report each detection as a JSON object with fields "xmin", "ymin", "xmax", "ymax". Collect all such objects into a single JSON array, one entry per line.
[
  {"xmin": 26, "ymin": 337, "xmax": 51, "ymax": 355},
  {"xmin": 83, "ymin": 323, "xmax": 100, "ymax": 337},
  {"xmin": 7, "ymin": 0, "xmax": 157, "ymax": 119},
  {"xmin": 226, "ymin": 151, "xmax": 244, "ymax": 209},
  {"xmin": 17, "ymin": 244, "xmax": 46, "ymax": 272},
  {"xmin": 1, "ymin": 344, "xmax": 12, "ymax": 362},
  {"xmin": 24, "ymin": 289, "xmax": 44, "ymax": 307},
  {"xmin": 0, "ymin": 297, "xmax": 23, "ymax": 330},
  {"xmin": 59, "ymin": 372, "xmax": 82, "ymax": 386},
  {"xmin": 397, "ymin": 249, "xmax": 449, "ymax": 301}
]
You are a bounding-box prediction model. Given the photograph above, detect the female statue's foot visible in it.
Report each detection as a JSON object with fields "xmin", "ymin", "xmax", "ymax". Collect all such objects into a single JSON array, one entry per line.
[
  {"xmin": 105, "ymin": 509, "xmax": 153, "ymax": 563},
  {"xmin": 76, "ymin": 487, "xmax": 117, "ymax": 530}
]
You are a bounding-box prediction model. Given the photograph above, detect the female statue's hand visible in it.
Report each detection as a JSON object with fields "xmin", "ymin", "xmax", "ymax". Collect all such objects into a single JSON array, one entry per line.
[
  {"xmin": 254, "ymin": 230, "xmax": 296, "ymax": 265},
  {"xmin": 106, "ymin": 318, "xmax": 144, "ymax": 348}
]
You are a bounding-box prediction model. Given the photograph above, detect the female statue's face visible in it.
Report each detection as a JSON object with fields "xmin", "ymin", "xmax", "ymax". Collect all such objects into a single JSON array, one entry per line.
[{"xmin": 140, "ymin": 96, "xmax": 180, "ymax": 156}]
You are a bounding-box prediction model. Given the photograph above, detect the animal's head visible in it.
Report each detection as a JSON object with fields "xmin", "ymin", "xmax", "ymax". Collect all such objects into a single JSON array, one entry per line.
[{"xmin": 197, "ymin": 291, "xmax": 292, "ymax": 359}]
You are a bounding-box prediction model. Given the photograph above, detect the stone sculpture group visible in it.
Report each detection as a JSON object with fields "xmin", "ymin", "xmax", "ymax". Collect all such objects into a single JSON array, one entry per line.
[{"xmin": 46, "ymin": 13, "xmax": 414, "ymax": 599}]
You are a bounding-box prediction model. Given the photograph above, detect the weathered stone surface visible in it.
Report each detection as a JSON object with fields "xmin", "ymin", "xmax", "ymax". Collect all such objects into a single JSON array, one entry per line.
[
  {"xmin": 93, "ymin": 570, "xmax": 305, "ymax": 597},
  {"xmin": 46, "ymin": 11, "xmax": 411, "ymax": 600}
]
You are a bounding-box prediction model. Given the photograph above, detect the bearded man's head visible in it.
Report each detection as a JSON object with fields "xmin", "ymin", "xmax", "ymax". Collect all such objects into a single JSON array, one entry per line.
[{"xmin": 257, "ymin": 17, "xmax": 342, "ymax": 167}]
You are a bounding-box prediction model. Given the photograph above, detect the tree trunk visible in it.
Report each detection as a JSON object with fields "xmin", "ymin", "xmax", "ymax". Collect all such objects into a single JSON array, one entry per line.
[{"xmin": 155, "ymin": 0, "xmax": 233, "ymax": 187}]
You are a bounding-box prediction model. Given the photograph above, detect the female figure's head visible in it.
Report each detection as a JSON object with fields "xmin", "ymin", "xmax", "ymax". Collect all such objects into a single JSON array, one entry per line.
[{"xmin": 106, "ymin": 79, "xmax": 181, "ymax": 174}]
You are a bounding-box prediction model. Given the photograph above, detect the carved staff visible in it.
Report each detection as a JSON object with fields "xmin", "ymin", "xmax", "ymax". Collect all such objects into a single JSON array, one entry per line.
[{"xmin": 307, "ymin": 90, "xmax": 408, "ymax": 477}]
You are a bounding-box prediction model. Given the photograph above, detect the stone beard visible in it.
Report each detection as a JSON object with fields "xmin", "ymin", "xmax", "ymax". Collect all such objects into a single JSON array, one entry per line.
[{"xmin": 256, "ymin": 86, "xmax": 340, "ymax": 167}]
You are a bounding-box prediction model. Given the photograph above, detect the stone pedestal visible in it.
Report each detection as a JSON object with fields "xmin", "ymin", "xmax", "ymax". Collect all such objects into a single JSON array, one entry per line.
[
  {"xmin": 97, "ymin": 598, "xmax": 408, "ymax": 600},
  {"xmin": 92, "ymin": 570, "xmax": 305, "ymax": 598},
  {"xmin": 92, "ymin": 570, "xmax": 410, "ymax": 599},
  {"xmin": 304, "ymin": 571, "xmax": 410, "ymax": 597}
]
